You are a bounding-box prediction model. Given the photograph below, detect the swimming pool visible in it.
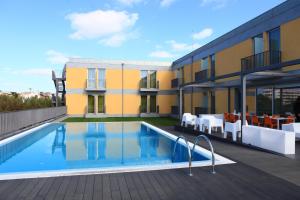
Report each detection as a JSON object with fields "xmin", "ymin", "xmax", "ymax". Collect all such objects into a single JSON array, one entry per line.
[{"xmin": 0, "ymin": 122, "xmax": 234, "ymax": 179}]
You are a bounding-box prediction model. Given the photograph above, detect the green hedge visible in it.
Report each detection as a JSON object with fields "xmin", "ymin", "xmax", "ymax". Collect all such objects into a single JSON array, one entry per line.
[{"xmin": 0, "ymin": 94, "xmax": 52, "ymax": 112}]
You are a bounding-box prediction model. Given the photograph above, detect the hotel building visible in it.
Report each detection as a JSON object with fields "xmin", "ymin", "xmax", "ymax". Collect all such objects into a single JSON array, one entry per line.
[{"xmin": 60, "ymin": 0, "xmax": 300, "ymax": 118}]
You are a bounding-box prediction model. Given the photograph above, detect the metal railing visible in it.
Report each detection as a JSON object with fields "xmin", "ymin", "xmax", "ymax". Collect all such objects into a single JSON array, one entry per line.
[
  {"xmin": 172, "ymin": 135, "xmax": 193, "ymax": 176},
  {"xmin": 195, "ymin": 69, "xmax": 208, "ymax": 82},
  {"xmin": 86, "ymin": 79, "xmax": 106, "ymax": 90},
  {"xmin": 139, "ymin": 79, "xmax": 159, "ymax": 89},
  {"xmin": 0, "ymin": 106, "xmax": 66, "ymax": 137},
  {"xmin": 192, "ymin": 135, "xmax": 216, "ymax": 174},
  {"xmin": 241, "ymin": 50, "xmax": 281, "ymax": 72}
]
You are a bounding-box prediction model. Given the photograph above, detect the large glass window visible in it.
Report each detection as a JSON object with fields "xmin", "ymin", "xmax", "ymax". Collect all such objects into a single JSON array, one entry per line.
[
  {"xmin": 256, "ymin": 88, "xmax": 272, "ymax": 115},
  {"xmin": 88, "ymin": 95, "xmax": 95, "ymax": 113},
  {"xmin": 88, "ymin": 68, "xmax": 96, "ymax": 88},
  {"xmin": 150, "ymin": 96, "xmax": 157, "ymax": 113},
  {"xmin": 140, "ymin": 95, "xmax": 147, "ymax": 113},
  {"xmin": 269, "ymin": 27, "xmax": 281, "ymax": 64},
  {"xmin": 140, "ymin": 70, "xmax": 148, "ymax": 88},
  {"xmin": 98, "ymin": 69, "xmax": 105, "ymax": 88},
  {"xmin": 98, "ymin": 95, "xmax": 105, "ymax": 113},
  {"xmin": 149, "ymin": 71, "xmax": 157, "ymax": 88},
  {"xmin": 253, "ymin": 34, "xmax": 264, "ymax": 67},
  {"xmin": 210, "ymin": 54, "xmax": 215, "ymax": 78},
  {"xmin": 201, "ymin": 57, "xmax": 208, "ymax": 70}
]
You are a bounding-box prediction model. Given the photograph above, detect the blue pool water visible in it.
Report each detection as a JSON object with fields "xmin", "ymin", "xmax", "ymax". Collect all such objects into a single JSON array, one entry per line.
[{"xmin": 0, "ymin": 122, "xmax": 209, "ymax": 174}]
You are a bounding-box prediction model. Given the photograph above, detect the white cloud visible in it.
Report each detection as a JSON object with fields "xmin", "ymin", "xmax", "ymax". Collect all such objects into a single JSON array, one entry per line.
[
  {"xmin": 166, "ymin": 40, "xmax": 201, "ymax": 52},
  {"xmin": 117, "ymin": 0, "xmax": 143, "ymax": 6},
  {"xmin": 192, "ymin": 28, "xmax": 213, "ymax": 40},
  {"xmin": 99, "ymin": 30, "xmax": 139, "ymax": 47},
  {"xmin": 149, "ymin": 50, "xmax": 175, "ymax": 58},
  {"xmin": 66, "ymin": 10, "xmax": 139, "ymax": 46},
  {"xmin": 200, "ymin": 0, "xmax": 230, "ymax": 9},
  {"xmin": 46, "ymin": 50, "xmax": 70, "ymax": 64},
  {"xmin": 160, "ymin": 0, "xmax": 176, "ymax": 7}
]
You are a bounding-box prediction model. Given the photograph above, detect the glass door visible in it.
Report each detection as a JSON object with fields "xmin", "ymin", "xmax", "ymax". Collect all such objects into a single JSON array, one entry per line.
[
  {"xmin": 150, "ymin": 96, "xmax": 157, "ymax": 113},
  {"xmin": 253, "ymin": 34, "xmax": 264, "ymax": 67},
  {"xmin": 98, "ymin": 95, "xmax": 105, "ymax": 113},
  {"xmin": 88, "ymin": 95, "xmax": 95, "ymax": 113},
  {"xmin": 140, "ymin": 71, "xmax": 148, "ymax": 88},
  {"xmin": 141, "ymin": 95, "xmax": 147, "ymax": 113},
  {"xmin": 269, "ymin": 28, "xmax": 281, "ymax": 64},
  {"xmin": 98, "ymin": 69, "xmax": 105, "ymax": 88}
]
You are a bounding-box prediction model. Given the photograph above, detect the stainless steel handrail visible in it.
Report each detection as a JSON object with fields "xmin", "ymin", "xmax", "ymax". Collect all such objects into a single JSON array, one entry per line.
[
  {"xmin": 192, "ymin": 135, "xmax": 216, "ymax": 174},
  {"xmin": 172, "ymin": 135, "xmax": 193, "ymax": 176}
]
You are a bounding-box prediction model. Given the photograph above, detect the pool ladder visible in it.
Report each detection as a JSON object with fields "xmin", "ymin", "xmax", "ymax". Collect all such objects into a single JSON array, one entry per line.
[{"xmin": 172, "ymin": 135, "xmax": 216, "ymax": 176}]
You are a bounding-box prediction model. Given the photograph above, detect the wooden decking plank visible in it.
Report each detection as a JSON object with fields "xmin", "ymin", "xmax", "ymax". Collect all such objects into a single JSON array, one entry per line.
[
  {"xmin": 131, "ymin": 172, "xmax": 150, "ymax": 200},
  {"xmin": 83, "ymin": 175, "xmax": 94, "ymax": 200},
  {"xmin": 102, "ymin": 174, "xmax": 112, "ymax": 200},
  {"xmin": 92, "ymin": 174, "xmax": 103, "ymax": 200},
  {"xmin": 63, "ymin": 176, "xmax": 80, "ymax": 200},
  {"xmin": 54, "ymin": 176, "xmax": 72, "ymax": 200},
  {"xmin": 124, "ymin": 173, "xmax": 141, "ymax": 200},
  {"xmin": 6, "ymin": 179, "xmax": 27, "ymax": 200},
  {"xmin": 109, "ymin": 174, "xmax": 122, "ymax": 200},
  {"xmin": 138, "ymin": 172, "xmax": 161, "ymax": 200},
  {"xmin": 143, "ymin": 171, "xmax": 167, "ymax": 199},
  {"xmin": 116, "ymin": 174, "xmax": 131, "ymax": 200},
  {"xmin": 44, "ymin": 177, "xmax": 64, "ymax": 200}
]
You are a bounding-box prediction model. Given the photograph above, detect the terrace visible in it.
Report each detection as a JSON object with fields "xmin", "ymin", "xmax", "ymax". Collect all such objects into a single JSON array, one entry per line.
[{"xmin": 0, "ymin": 116, "xmax": 299, "ymax": 199}]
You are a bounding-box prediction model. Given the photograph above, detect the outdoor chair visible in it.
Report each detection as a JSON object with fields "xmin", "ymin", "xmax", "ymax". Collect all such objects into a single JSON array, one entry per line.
[
  {"xmin": 224, "ymin": 120, "xmax": 241, "ymax": 142},
  {"xmin": 284, "ymin": 116, "xmax": 295, "ymax": 124},
  {"xmin": 264, "ymin": 116, "xmax": 277, "ymax": 129},
  {"xmin": 202, "ymin": 117, "xmax": 224, "ymax": 134},
  {"xmin": 252, "ymin": 116, "xmax": 261, "ymax": 126},
  {"xmin": 181, "ymin": 113, "xmax": 197, "ymax": 127}
]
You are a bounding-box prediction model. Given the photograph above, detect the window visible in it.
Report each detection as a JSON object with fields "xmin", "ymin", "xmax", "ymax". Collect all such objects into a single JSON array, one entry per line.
[
  {"xmin": 140, "ymin": 70, "xmax": 148, "ymax": 88},
  {"xmin": 201, "ymin": 57, "xmax": 208, "ymax": 70},
  {"xmin": 253, "ymin": 34, "xmax": 264, "ymax": 54},
  {"xmin": 98, "ymin": 69, "xmax": 105, "ymax": 88},
  {"xmin": 210, "ymin": 54, "xmax": 215, "ymax": 78},
  {"xmin": 88, "ymin": 95, "xmax": 95, "ymax": 113},
  {"xmin": 149, "ymin": 71, "xmax": 157, "ymax": 88},
  {"xmin": 88, "ymin": 68, "xmax": 96, "ymax": 88},
  {"xmin": 269, "ymin": 28, "xmax": 281, "ymax": 64},
  {"xmin": 98, "ymin": 95, "xmax": 105, "ymax": 113}
]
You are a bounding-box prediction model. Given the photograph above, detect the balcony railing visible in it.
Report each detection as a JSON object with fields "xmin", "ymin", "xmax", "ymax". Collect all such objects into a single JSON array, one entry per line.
[
  {"xmin": 241, "ymin": 50, "xmax": 281, "ymax": 72},
  {"xmin": 171, "ymin": 106, "xmax": 179, "ymax": 115},
  {"xmin": 139, "ymin": 79, "xmax": 159, "ymax": 89},
  {"xmin": 140, "ymin": 105, "xmax": 159, "ymax": 113},
  {"xmin": 86, "ymin": 79, "xmax": 106, "ymax": 91},
  {"xmin": 140, "ymin": 105, "xmax": 147, "ymax": 113},
  {"xmin": 195, "ymin": 69, "xmax": 208, "ymax": 82}
]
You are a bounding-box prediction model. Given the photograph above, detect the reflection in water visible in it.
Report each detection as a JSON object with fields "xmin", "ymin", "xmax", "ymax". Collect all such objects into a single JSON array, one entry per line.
[
  {"xmin": 52, "ymin": 125, "xmax": 66, "ymax": 158},
  {"xmin": 85, "ymin": 123, "xmax": 106, "ymax": 160},
  {"xmin": 139, "ymin": 125, "xmax": 159, "ymax": 158}
]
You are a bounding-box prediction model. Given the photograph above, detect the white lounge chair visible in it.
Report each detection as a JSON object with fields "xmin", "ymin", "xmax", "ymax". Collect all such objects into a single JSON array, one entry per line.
[
  {"xmin": 282, "ymin": 123, "xmax": 300, "ymax": 140},
  {"xmin": 181, "ymin": 113, "xmax": 197, "ymax": 127},
  {"xmin": 224, "ymin": 120, "xmax": 241, "ymax": 141},
  {"xmin": 202, "ymin": 117, "xmax": 223, "ymax": 134}
]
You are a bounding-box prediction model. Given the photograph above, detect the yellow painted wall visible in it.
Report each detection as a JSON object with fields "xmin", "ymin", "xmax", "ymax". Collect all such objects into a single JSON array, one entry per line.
[
  {"xmin": 123, "ymin": 94, "xmax": 140, "ymax": 114},
  {"xmin": 246, "ymin": 89, "xmax": 256, "ymax": 113},
  {"xmin": 123, "ymin": 69, "xmax": 140, "ymax": 89},
  {"xmin": 66, "ymin": 67, "xmax": 87, "ymax": 89},
  {"xmin": 281, "ymin": 18, "xmax": 300, "ymax": 62},
  {"xmin": 184, "ymin": 93, "xmax": 191, "ymax": 113},
  {"xmin": 215, "ymin": 90, "xmax": 228, "ymax": 113},
  {"xmin": 183, "ymin": 64, "xmax": 192, "ymax": 84},
  {"xmin": 192, "ymin": 60, "xmax": 201, "ymax": 82},
  {"xmin": 157, "ymin": 94, "xmax": 176, "ymax": 114},
  {"xmin": 215, "ymin": 39, "xmax": 252, "ymax": 76},
  {"xmin": 157, "ymin": 71, "xmax": 173, "ymax": 90},
  {"xmin": 66, "ymin": 94, "xmax": 87, "ymax": 115},
  {"xmin": 105, "ymin": 94, "xmax": 122, "ymax": 114},
  {"xmin": 106, "ymin": 69, "xmax": 122, "ymax": 89}
]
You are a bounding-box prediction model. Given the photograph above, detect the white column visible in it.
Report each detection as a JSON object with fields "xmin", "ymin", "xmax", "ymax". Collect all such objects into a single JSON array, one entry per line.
[{"xmin": 179, "ymin": 88, "xmax": 183, "ymax": 119}]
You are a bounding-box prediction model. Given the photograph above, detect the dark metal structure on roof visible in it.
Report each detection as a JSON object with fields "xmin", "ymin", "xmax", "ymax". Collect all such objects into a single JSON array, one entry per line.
[{"xmin": 52, "ymin": 66, "xmax": 66, "ymax": 107}]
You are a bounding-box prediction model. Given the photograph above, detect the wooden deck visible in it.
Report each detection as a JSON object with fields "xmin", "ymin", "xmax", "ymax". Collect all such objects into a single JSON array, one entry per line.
[
  {"xmin": 0, "ymin": 163, "xmax": 300, "ymax": 200},
  {"xmin": 0, "ymin": 126, "xmax": 300, "ymax": 199}
]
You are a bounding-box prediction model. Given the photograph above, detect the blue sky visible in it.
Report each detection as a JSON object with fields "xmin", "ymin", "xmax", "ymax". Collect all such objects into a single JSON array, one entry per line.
[{"xmin": 0, "ymin": 0, "xmax": 285, "ymax": 92}]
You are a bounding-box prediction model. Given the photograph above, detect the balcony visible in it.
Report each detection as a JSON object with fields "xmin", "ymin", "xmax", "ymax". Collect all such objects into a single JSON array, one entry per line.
[
  {"xmin": 139, "ymin": 79, "xmax": 159, "ymax": 92},
  {"xmin": 195, "ymin": 69, "xmax": 208, "ymax": 82},
  {"xmin": 241, "ymin": 50, "xmax": 281, "ymax": 73},
  {"xmin": 86, "ymin": 79, "xmax": 106, "ymax": 92}
]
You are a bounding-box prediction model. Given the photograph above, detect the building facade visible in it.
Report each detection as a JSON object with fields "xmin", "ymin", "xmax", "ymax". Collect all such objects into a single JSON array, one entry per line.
[{"xmin": 64, "ymin": 0, "xmax": 300, "ymax": 118}]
